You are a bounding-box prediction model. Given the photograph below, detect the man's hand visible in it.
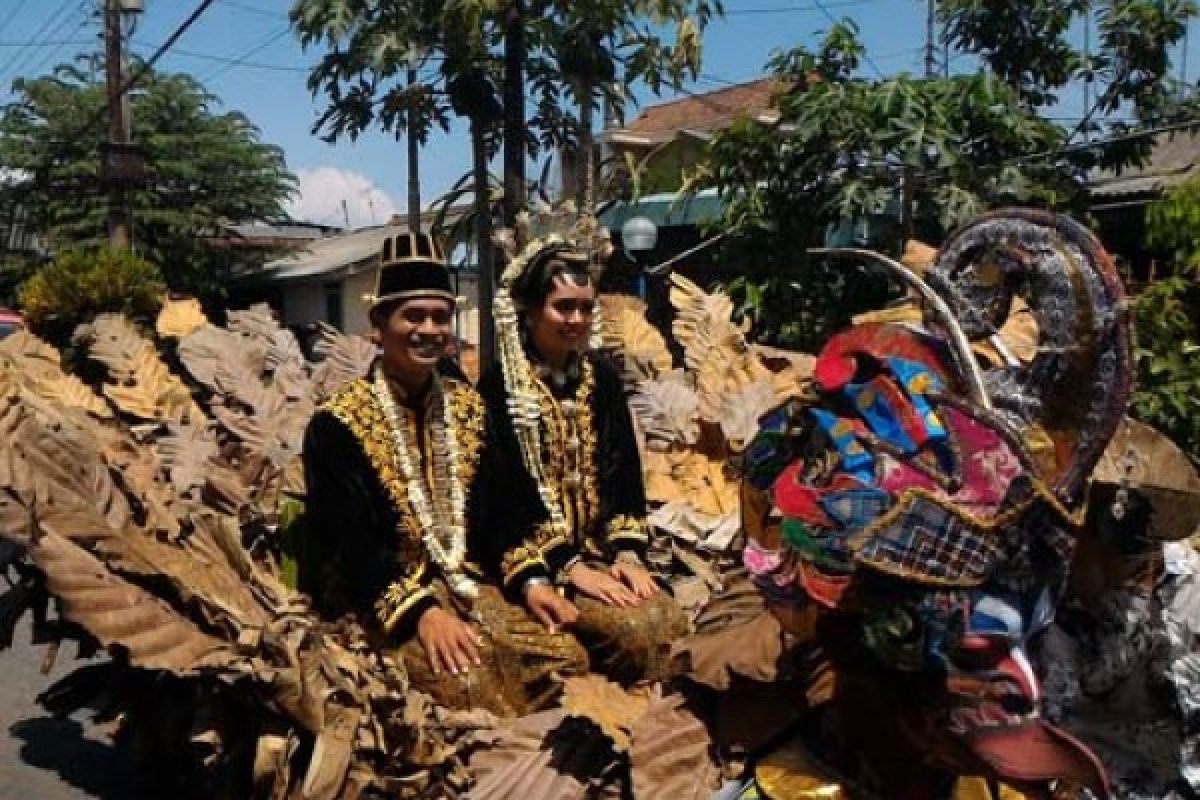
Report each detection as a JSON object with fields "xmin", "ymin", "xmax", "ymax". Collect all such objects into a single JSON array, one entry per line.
[
  {"xmin": 525, "ymin": 582, "xmax": 580, "ymax": 633},
  {"xmin": 610, "ymin": 560, "xmax": 659, "ymax": 601},
  {"xmin": 416, "ymin": 606, "xmax": 483, "ymax": 675},
  {"xmin": 569, "ymin": 563, "xmax": 641, "ymax": 608}
]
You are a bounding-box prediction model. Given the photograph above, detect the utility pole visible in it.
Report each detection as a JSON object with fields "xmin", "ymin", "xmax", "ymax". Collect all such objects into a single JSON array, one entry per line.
[
  {"xmin": 407, "ymin": 65, "xmax": 421, "ymax": 233},
  {"xmin": 924, "ymin": 0, "xmax": 936, "ymax": 78},
  {"xmin": 103, "ymin": 0, "xmax": 131, "ymax": 250}
]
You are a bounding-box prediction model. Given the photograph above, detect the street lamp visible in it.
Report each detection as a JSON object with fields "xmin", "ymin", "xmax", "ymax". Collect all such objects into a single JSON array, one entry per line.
[{"xmin": 620, "ymin": 215, "xmax": 658, "ymax": 298}]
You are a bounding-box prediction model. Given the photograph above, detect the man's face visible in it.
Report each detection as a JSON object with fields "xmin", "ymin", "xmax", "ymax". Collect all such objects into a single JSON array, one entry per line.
[{"xmin": 376, "ymin": 297, "xmax": 454, "ymax": 381}]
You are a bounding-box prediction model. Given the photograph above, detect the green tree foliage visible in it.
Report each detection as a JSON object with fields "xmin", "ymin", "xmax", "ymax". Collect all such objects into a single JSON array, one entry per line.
[
  {"xmin": 18, "ymin": 247, "xmax": 163, "ymax": 338},
  {"xmin": 1133, "ymin": 176, "xmax": 1200, "ymax": 462},
  {"xmin": 939, "ymin": 0, "xmax": 1195, "ymax": 167},
  {"xmin": 290, "ymin": 0, "xmax": 718, "ymax": 201},
  {"xmin": 703, "ymin": 22, "xmax": 1070, "ymax": 350},
  {"xmin": 0, "ymin": 62, "xmax": 296, "ymax": 300}
]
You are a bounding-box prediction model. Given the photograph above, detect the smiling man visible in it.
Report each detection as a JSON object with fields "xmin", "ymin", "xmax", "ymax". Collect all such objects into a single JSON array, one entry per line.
[{"xmin": 300, "ymin": 232, "xmax": 586, "ymax": 716}]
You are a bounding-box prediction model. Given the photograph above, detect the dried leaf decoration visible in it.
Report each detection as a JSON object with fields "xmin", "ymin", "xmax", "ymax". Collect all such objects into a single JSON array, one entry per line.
[
  {"xmin": 312, "ymin": 323, "xmax": 377, "ymax": 403},
  {"xmin": 26, "ymin": 531, "xmax": 234, "ymax": 672},
  {"xmin": 596, "ymin": 293, "xmax": 672, "ymax": 387},
  {"xmin": 629, "ymin": 691, "xmax": 720, "ymax": 800},
  {"xmin": 81, "ymin": 314, "xmax": 203, "ymax": 424},
  {"xmin": 561, "ymin": 674, "xmax": 650, "ymax": 753},
  {"xmin": 156, "ymin": 295, "xmax": 209, "ymax": 338},
  {"xmin": 0, "ymin": 329, "xmax": 112, "ymax": 418},
  {"xmin": 629, "ymin": 374, "xmax": 700, "ymax": 449},
  {"xmin": 466, "ymin": 710, "xmax": 609, "ymax": 800}
]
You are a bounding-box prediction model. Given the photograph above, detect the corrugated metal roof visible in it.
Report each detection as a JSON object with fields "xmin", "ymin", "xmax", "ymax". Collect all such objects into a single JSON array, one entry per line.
[
  {"xmin": 1089, "ymin": 131, "xmax": 1200, "ymax": 199},
  {"xmin": 261, "ymin": 225, "xmax": 399, "ymax": 282}
]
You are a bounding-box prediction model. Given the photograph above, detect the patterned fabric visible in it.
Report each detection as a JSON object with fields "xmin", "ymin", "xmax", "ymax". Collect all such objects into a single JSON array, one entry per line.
[
  {"xmin": 393, "ymin": 585, "xmax": 588, "ymax": 717},
  {"xmin": 856, "ymin": 494, "xmax": 1005, "ymax": 587},
  {"xmin": 571, "ymin": 592, "xmax": 689, "ymax": 686}
]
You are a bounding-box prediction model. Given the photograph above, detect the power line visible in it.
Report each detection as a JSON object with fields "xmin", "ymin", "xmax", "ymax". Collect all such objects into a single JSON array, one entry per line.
[
  {"xmin": 10, "ymin": 0, "xmax": 219, "ymax": 198},
  {"xmin": 0, "ymin": 1, "xmax": 76, "ymax": 87},
  {"xmin": 137, "ymin": 40, "xmax": 311, "ymax": 73},
  {"xmin": 0, "ymin": 0, "xmax": 36, "ymax": 40},
  {"xmin": 27, "ymin": 3, "xmax": 94, "ymax": 78},
  {"xmin": 809, "ymin": 0, "xmax": 885, "ymax": 78},
  {"xmin": 196, "ymin": 26, "xmax": 291, "ymax": 83},
  {"xmin": 217, "ymin": 0, "xmax": 287, "ymax": 20},
  {"xmin": 725, "ymin": 0, "xmax": 877, "ymax": 14}
]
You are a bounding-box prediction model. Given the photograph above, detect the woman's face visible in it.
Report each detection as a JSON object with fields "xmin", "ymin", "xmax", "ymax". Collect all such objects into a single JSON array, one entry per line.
[{"xmin": 527, "ymin": 273, "xmax": 595, "ymax": 368}]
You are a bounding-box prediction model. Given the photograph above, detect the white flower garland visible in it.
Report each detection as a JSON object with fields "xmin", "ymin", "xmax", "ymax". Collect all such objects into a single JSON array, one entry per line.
[{"xmin": 371, "ymin": 368, "xmax": 478, "ymax": 601}]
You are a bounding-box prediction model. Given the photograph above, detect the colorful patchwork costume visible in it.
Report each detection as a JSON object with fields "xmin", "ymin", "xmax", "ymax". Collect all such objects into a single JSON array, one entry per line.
[{"xmin": 741, "ymin": 210, "xmax": 1133, "ymax": 799}]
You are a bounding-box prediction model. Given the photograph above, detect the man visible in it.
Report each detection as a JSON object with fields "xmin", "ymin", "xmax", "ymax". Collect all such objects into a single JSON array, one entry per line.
[{"xmin": 301, "ymin": 232, "xmax": 585, "ymax": 716}]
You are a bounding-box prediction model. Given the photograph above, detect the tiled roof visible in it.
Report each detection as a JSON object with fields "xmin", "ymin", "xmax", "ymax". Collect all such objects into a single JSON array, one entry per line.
[{"xmin": 608, "ymin": 77, "xmax": 783, "ymax": 143}]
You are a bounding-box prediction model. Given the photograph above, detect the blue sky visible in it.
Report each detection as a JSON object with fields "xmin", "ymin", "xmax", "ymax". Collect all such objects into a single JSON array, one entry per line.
[{"xmin": 0, "ymin": 0, "xmax": 1191, "ymax": 227}]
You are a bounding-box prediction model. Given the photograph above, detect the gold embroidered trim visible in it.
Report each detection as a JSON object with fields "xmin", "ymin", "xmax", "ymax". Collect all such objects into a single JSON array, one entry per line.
[
  {"xmin": 605, "ymin": 514, "xmax": 649, "ymax": 545},
  {"xmin": 322, "ymin": 377, "xmax": 486, "ymax": 624},
  {"xmin": 532, "ymin": 359, "xmax": 599, "ymax": 544},
  {"xmin": 501, "ymin": 521, "xmax": 568, "ymax": 585}
]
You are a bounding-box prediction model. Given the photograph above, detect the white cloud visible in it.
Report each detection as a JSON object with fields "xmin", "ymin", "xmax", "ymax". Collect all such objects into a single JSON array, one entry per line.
[{"xmin": 286, "ymin": 166, "xmax": 399, "ymax": 229}]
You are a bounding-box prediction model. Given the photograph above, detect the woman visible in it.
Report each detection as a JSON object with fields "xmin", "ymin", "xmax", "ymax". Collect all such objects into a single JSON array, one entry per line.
[{"xmin": 472, "ymin": 236, "xmax": 688, "ymax": 685}]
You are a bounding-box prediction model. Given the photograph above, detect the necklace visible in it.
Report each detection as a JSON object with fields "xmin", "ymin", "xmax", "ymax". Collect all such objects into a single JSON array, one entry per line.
[{"xmin": 371, "ymin": 368, "xmax": 478, "ymax": 601}]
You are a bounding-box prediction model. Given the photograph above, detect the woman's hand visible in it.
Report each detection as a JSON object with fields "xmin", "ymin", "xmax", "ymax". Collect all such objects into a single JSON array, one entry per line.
[
  {"xmin": 568, "ymin": 562, "xmax": 641, "ymax": 607},
  {"xmin": 525, "ymin": 582, "xmax": 580, "ymax": 633},
  {"xmin": 416, "ymin": 606, "xmax": 484, "ymax": 675},
  {"xmin": 610, "ymin": 560, "xmax": 659, "ymax": 601}
]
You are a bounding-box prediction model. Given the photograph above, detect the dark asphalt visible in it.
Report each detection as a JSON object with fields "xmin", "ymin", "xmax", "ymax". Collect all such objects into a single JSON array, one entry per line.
[{"xmin": 0, "ymin": 619, "xmax": 144, "ymax": 800}]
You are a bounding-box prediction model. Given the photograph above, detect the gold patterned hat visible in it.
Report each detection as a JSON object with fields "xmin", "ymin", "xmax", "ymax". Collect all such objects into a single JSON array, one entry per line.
[{"xmin": 368, "ymin": 231, "xmax": 453, "ymax": 312}]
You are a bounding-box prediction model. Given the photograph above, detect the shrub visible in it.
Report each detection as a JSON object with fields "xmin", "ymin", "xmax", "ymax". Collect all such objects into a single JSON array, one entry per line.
[{"xmin": 18, "ymin": 247, "xmax": 165, "ymax": 335}]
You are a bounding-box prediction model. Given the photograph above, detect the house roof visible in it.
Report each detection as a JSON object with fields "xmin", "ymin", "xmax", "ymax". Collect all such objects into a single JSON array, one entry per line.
[
  {"xmin": 252, "ymin": 207, "xmax": 471, "ymax": 284},
  {"xmin": 1090, "ymin": 131, "xmax": 1200, "ymax": 200},
  {"xmin": 260, "ymin": 224, "xmax": 397, "ymax": 282},
  {"xmin": 604, "ymin": 77, "xmax": 783, "ymax": 145}
]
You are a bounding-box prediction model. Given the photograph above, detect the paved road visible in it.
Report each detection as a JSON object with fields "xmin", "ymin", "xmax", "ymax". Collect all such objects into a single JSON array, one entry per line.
[{"xmin": 0, "ymin": 619, "xmax": 144, "ymax": 800}]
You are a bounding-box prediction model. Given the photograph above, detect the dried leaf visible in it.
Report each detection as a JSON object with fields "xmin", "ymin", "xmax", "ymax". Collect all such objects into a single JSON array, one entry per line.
[
  {"xmin": 671, "ymin": 611, "xmax": 785, "ymax": 691},
  {"xmin": 629, "ymin": 691, "xmax": 720, "ymax": 800},
  {"xmin": 312, "ymin": 324, "xmax": 377, "ymax": 403},
  {"xmin": 560, "ymin": 674, "xmax": 651, "ymax": 754},
  {"xmin": 467, "ymin": 710, "xmax": 596, "ymax": 800},
  {"xmin": 82, "ymin": 314, "xmax": 204, "ymax": 424},
  {"xmin": 596, "ymin": 294, "xmax": 673, "ymax": 388},
  {"xmin": 156, "ymin": 296, "xmax": 209, "ymax": 338},
  {"xmin": 629, "ymin": 375, "xmax": 700, "ymax": 449},
  {"xmin": 25, "ymin": 531, "xmax": 234, "ymax": 672}
]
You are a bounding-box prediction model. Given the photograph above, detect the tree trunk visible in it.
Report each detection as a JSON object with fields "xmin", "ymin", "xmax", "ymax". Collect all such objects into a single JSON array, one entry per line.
[
  {"xmin": 407, "ymin": 66, "xmax": 421, "ymax": 233},
  {"xmin": 502, "ymin": 0, "xmax": 526, "ymax": 226},
  {"xmin": 472, "ymin": 116, "xmax": 495, "ymax": 373},
  {"xmin": 575, "ymin": 76, "xmax": 595, "ymax": 215}
]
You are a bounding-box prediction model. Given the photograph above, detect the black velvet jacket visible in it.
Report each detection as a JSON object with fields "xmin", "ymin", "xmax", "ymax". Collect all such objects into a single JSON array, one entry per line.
[
  {"xmin": 471, "ymin": 352, "xmax": 651, "ymax": 593},
  {"xmin": 301, "ymin": 370, "xmax": 485, "ymax": 642}
]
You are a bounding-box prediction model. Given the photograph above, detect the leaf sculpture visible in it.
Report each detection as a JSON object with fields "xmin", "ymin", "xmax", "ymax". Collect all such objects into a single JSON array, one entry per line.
[
  {"xmin": 156, "ymin": 295, "xmax": 209, "ymax": 339},
  {"xmin": 466, "ymin": 710, "xmax": 599, "ymax": 800},
  {"xmin": 560, "ymin": 674, "xmax": 651, "ymax": 754},
  {"xmin": 82, "ymin": 314, "xmax": 204, "ymax": 424},
  {"xmin": 596, "ymin": 294, "xmax": 673, "ymax": 389},
  {"xmin": 311, "ymin": 323, "xmax": 377, "ymax": 403},
  {"xmin": 26, "ymin": 531, "xmax": 234, "ymax": 672},
  {"xmin": 628, "ymin": 374, "xmax": 700, "ymax": 449},
  {"xmin": 0, "ymin": 329, "xmax": 113, "ymax": 418},
  {"xmin": 629, "ymin": 691, "xmax": 720, "ymax": 800},
  {"xmin": 177, "ymin": 324, "xmax": 265, "ymax": 400},
  {"xmin": 716, "ymin": 379, "xmax": 779, "ymax": 451},
  {"xmin": 155, "ymin": 422, "xmax": 221, "ymax": 496}
]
